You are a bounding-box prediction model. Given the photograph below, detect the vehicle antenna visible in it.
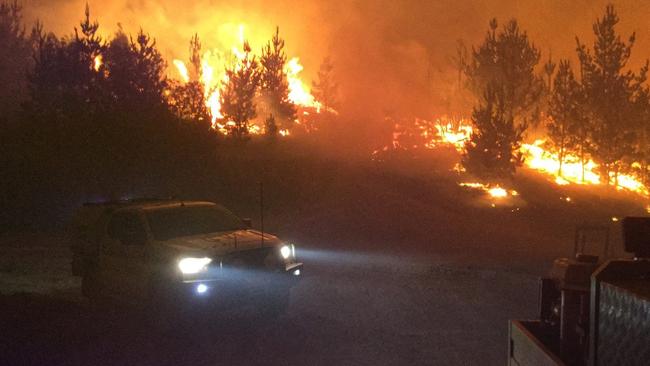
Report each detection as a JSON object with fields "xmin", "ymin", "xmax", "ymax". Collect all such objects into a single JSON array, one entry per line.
[{"xmin": 260, "ymin": 181, "xmax": 264, "ymax": 248}]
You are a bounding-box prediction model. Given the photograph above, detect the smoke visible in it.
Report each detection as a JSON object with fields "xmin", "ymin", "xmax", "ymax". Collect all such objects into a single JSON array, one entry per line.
[{"xmin": 20, "ymin": 0, "xmax": 650, "ymax": 138}]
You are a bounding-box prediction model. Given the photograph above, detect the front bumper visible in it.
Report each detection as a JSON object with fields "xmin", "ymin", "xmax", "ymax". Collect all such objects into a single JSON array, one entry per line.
[
  {"xmin": 177, "ymin": 261, "xmax": 303, "ymax": 300},
  {"xmin": 285, "ymin": 262, "xmax": 303, "ymax": 277}
]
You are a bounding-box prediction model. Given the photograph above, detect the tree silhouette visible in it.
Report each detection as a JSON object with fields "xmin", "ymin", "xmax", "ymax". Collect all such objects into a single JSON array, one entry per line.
[
  {"xmin": 189, "ymin": 33, "xmax": 202, "ymax": 81},
  {"xmin": 451, "ymin": 39, "xmax": 468, "ymax": 91},
  {"xmin": 543, "ymin": 53, "xmax": 556, "ymax": 93},
  {"xmin": 27, "ymin": 4, "xmax": 105, "ymax": 133},
  {"xmin": 462, "ymin": 84, "xmax": 525, "ymax": 179},
  {"xmin": 259, "ymin": 27, "xmax": 295, "ymax": 128},
  {"xmin": 103, "ymin": 28, "xmax": 167, "ymax": 113},
  {"xmin": 632, "ymin": 80, "xmax": 650, "ymax": 184},
  {"xmin": 547, "ymin": 60, "xmax": 581, "ymax": 176},
  {"xmin": 465, "ymin": 18, "xmax": 544, "ymax": 127},
  {"xmin": 312, "ymin": 56, "xmax": 338, "ymax": 113},
  {"xmin": 220, "ymin": 41, "xmax": 259, "ymax": 139},
  {"xmin": 0, "ymin": 1, "xmax": 30, "ymax": 125},
  {"xmin": 167, "ymin": 34, "xmax": 210, "ymax": 127},
  {"xmin": 576, "ymin": 4, "xmax": 647, "ymax": 185}
]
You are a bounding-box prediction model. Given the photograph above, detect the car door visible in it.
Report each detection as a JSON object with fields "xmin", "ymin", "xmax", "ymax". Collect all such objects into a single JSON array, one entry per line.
[{"xmin": 99, "ymin": 210, "xmax": 151, "ymax": 302}]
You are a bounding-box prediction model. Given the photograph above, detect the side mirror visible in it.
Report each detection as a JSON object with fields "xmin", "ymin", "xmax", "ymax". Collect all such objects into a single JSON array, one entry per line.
[{"xmin": 242, "ymin": 218, "xmax": 252, "ymax": 228}]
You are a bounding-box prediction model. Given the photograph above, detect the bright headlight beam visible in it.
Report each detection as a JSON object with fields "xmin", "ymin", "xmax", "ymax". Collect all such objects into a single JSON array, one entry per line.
[
  {"xmin": 178, "ymin": 257, "xmax": 212, "ymax": 274},
  {"xmin": 280, "ymin": 245, "xmax": 291, "ymax": 259}
]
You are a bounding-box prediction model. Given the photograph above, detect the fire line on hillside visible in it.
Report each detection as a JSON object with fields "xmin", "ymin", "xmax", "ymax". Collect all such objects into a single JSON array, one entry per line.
[{"xmin": 373, "ymin": 116, "xmax": 650, "ymax": 200}]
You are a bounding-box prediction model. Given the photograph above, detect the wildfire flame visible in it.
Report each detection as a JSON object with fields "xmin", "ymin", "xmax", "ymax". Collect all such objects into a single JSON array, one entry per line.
[
  {"xmin": 520, "ymin": 140, "xmax": 649, "ymax": 196},
  {"xmin": 285, "ymin": 57, "xmax": 320, "ymax": 109},
  {"xmin": 93, "ymin": 55, "xmax": 103, "ymax": 72},
  {"xmin": 459, "ymin": 182, "xmax": 517, "ymax": 199},
  {"xmin": 377, "ymin": 116, "xmax": 649, "ymax": 198},
  {"xmin": 433, "ymin": 121, "xmax": 473, "ymax": 150},
  {"xmin": 172, "ymin": 25, "xmax": 319, "ymax": 135}
]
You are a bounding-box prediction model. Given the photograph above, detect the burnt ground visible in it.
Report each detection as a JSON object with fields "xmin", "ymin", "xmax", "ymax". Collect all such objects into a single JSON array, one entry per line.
[{"xmin": 0, "ymin": 148, "xmax": 645, "ymax": 365}]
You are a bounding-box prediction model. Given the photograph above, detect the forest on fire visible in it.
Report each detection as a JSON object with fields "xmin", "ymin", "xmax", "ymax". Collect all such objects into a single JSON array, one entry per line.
[
  {"xmin": 1, "ymin": 2, "xmax": 650, "ymax": 230},
  {"xmin": 381, "ymin": 4, "xmax": 650, "ymax": 194},
  {"xmin": 460, "ymin": 4, "xmax": 650, "ymax": 187},
  {"xmin": 0, "ymin": 2, "xmax": 340, "ymax": 229}
]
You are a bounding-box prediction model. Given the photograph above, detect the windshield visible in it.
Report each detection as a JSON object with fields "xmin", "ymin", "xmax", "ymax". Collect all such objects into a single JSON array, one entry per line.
[{"xmin": 146, "ymin": 205, "xmax": 246, "ymax": 241}]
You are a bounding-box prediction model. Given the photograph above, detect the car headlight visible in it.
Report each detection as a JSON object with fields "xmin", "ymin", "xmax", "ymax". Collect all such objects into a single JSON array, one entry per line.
[
  {"xmin": 178, "ymin": 257, "xmax": 212, "ymax": 274},
  {"xmin": 280, "ymin": 245, "xmax": 292, "ymax": 259}
]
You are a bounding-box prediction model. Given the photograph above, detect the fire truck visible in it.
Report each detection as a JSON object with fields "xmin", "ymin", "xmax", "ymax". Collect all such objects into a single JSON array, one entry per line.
[{"xmin": 508, "ymin": 217, "xmax": 650, "ymax": 365}]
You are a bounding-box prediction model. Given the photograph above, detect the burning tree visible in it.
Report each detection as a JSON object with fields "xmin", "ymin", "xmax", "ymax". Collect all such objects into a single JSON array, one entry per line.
[
  {"xmin": 460, "ymin": 18, "xmax": 543, "ymax": 179},
  {"xmin": 167, "ymin": 34, "xmax": 211, "ymax": 128},
  {"xmin": 312, "ymin": 56, "xmax": 338, "ymax": 113},
  {"xmin": 462, "ymin": 85, "xmax": 524, "ymax": 179},
  {"xmin": 547, "ymin": 60, "xmax": 584, "ymax": 177},
  {"xmin": 576, "ymin": 4, "xmax": 648, "ymax": 186},
  {"xmin": 220, "ymin": 41, "xmax": 260, "ymax": 139},
  {"xmin": 259, "ymin": 27, "xmax": 295, "ymax": 131}
]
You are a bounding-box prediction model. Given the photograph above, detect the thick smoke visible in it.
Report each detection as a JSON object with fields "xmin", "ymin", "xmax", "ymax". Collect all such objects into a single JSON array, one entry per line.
[{"xmin": 21, "ymin": 0, "xmax": 650, "ymax": 137}]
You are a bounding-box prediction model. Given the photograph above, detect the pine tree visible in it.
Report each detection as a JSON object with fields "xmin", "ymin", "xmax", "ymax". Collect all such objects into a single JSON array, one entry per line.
[
  {"xmin": 576, "ymin": 4, "xmax": 646, "ymax": 185},
  {"xmin": 0, "ymin": 1, "xmax": 30, "ymax": 125},
  {"xmin": 632, "ymin": 81, "xmax": 650, "ymax": 184},
  {"xmin": 465, "ymin": 18, "xmax": 544, "ymax": 127},
  {"xmin": 312, "ymin": 56, "xmax": 338, "ymax": 113},
  {"xmin": 547, "ymin": 60, "xmax": 580, "ymax": 176},
  {"xmin": 462, "ymin": 18, "xmax": 541, "ymax": 178},
  {"xmin": 543, "ymin": 53, "xmax": 556, "ymax": 92},
  {"xmin": 220, "ymin": 41, "xmax": 259, "ymax": 139},
  {"xmin": 167, "ymin": 34, "xmax": 210, "ymax": 126},
  {"xmin": 259, "ymin": 27, "xmax": 295, "ymax": 127},
  {"xmin": 451, "ymin": 40, "xmax": 468, "ymax": 91},
  {"xmin": 189, "ymin": 33, "xmax": 202, "ymax": 81},
  {"xmin": 104, "ymin": 28, "xmax": 167, "ymax": 110},
  {"xmin": 462, "ymin": 84, "xmax": 525, "ymax": 179}
]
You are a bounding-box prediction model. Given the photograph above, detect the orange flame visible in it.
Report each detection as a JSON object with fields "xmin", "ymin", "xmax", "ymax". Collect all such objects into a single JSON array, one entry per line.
[
  {"xmin": 285, "ymin": 57, "xmax": 320, "ymax": 109},
  {"xmin": 93, "ymin": 55, "xmax": 103, "ymax": 72},
  {"xmin": 171, "ymin": 25, "xmax": 319, "ymax": 136},
  {"xmin": 377, "ymin": 116, "xmax": 649, "ymax": 198},
  {"xmin": 520, "ymin": 140, "xmax": 648, "ymax": 196}
]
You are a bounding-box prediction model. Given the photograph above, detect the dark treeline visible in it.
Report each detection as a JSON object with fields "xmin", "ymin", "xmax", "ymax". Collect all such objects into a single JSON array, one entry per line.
[
  {"xmin": 0, "ymin": 2, "xmax": 339, "ymax": 231},
  {"xmin": 461, "ymin": 4, "xmax": 650, "ymax": 187},
  {"xmin": 0, "ymin": 3, "xmax": 219, "ymax": 230}
]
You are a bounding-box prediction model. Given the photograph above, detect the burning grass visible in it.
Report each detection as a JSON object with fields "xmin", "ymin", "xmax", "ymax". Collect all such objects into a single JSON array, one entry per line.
[{"xmin": 374, "ymin": 116, "xmax": 650, "ymax": 201}]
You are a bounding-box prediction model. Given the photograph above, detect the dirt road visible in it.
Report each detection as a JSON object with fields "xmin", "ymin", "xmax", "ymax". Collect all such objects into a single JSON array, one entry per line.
[{"xmin": 0, "ymin": 235, "xmax": 538, "ymax": 366}]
